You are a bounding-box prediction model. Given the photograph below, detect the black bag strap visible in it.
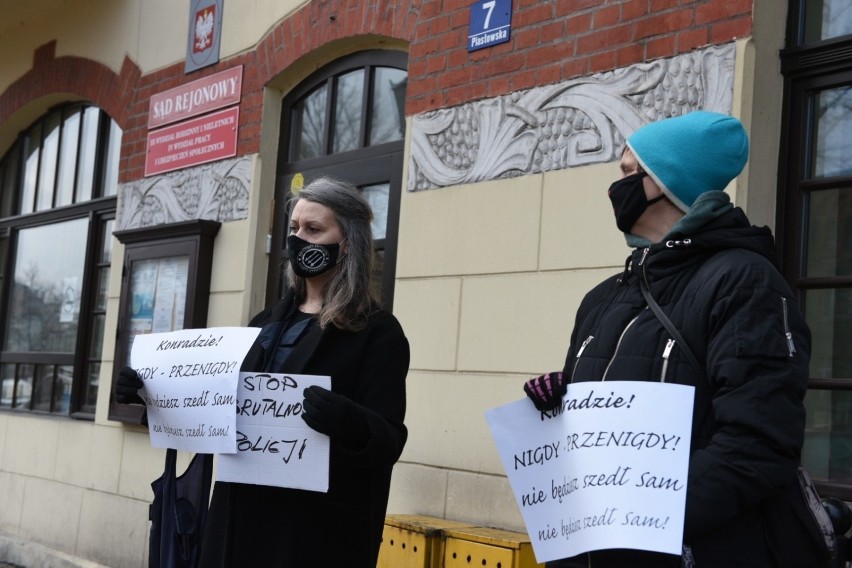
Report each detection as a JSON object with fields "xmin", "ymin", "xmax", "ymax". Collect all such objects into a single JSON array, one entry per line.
[{"xmin": 639, "ymin": 277, "xmax": 703, "ymax": 376}]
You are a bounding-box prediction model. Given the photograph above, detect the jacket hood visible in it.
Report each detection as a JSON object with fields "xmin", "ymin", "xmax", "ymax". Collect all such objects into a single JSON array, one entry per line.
[{"xmin": 629, "ymin": 205, "xmax": 778, "ymax": 283}]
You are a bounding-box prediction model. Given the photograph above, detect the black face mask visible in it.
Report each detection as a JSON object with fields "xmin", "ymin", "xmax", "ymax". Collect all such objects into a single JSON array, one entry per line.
[
  {"xmin": 287, "ymin": 235, "xmax": 341, "ymax": 278},
  {"xmin": 608, "ymin": 172, "xmax": 666, "ymax": 233}
]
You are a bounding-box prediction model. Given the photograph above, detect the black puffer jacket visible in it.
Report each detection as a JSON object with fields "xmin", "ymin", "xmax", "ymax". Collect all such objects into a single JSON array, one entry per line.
[{"xmin": 550, "ymin": 207, "xmax": 812, "ymax": 568}]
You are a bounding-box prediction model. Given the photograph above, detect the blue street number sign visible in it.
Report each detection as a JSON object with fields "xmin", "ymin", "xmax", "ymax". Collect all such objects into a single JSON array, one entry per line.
[{"xmin": 468, "ymin": 0, "xmax": 512, "ymax": 52}]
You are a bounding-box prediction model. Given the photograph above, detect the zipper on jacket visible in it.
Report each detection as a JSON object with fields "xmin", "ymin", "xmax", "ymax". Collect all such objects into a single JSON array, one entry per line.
[
  {"xmin": 638, "ymin": 247, "xmax": 650, "ymax": 267},
  {"xmin": 602, "ymin": 315, "xmax": 640, "ymax": 381},
  {"xmin": 660, "ymin": 338, "xmax": 675, "ymax": 383},
  {"xmin": 572, "ymin": 335, "xmax": 595, "ymax": 379},
  {"xmin": 781, "ymin": 297, "xmax": 796, "ymax": 357},
  {"xmin": 640, "ymin": 248, "xmax": 651, "ymax": 291}
]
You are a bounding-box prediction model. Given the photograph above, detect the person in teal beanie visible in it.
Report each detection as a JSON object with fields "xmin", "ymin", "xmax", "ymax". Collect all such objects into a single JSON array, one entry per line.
[{"xmin": 524, "ymin": 111, "xmax": 828, "ymax": 567}]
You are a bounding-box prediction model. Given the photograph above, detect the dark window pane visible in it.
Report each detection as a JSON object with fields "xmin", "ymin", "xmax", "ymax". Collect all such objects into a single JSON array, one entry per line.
[
  {"xmin": 89, "ymin": 314, "xmax": 105, "ymax": 358},
  {"xmin": 76, "ymin": 107, "xmax": 101, "ymax": 202},
  {"xmin": 803, "ymin": 0, "xmax": 852, "ymax": 44},
  {"xmin": 101, "ymin": 219, "xmax": 115, "ymax": 263},
  {"xmin": 0, "ymin": 364, "xmax": 13, "ymax": 408},
  {"xmin": 15, "ymin": 364, "xmax": 33, "ymax": 409},
  {"xmin": 4, "ymin": 217, "xmax": 89, "ymax": 352},
  {"xmin": 56, "ymin": 109, "xmax": 81, "ymax": 208},
  {"xmin": 361, "ymin": 182, "xmax": 389, "ymax": 240},
  {"xmin": 291, "ymin": 84, "xmax": 327, "ymax": 161},
  {"xmin": 370, "ymin": 67, "xmax": 406, "ymax": 146},
  {"xmin": 21, "ymin": 129, "xmax": 41, "ymax": 215},
  {"xmin": 0, "ymin": 237, "xmax": 6, "ymax": 312},
  {"xmin": 332, "ymin": 69, "xmax": 364, "ymax": 154},
  {"xmin": 54, "ymin": 365, "xmax": 73, "ymax": 414},
  {"xmin": 803, "ymin": 389, "xmax": 852, "ymax": 486},
  {"xmin": 813, "ymin": 86, "xmax": 852, "ymax": 178},
  {"xmin": 805, "ymin": 189, "xmax": 852, "ymax": 277},
  {"xmin": 95, "ymin": 268, "xmax": 109, "ymax": 311},
  {"xmin": 370, "ymin": 249, "xmax": 385, "ymax": 302},
  {"xmin": 1, "ymin": 145, "xmax": 19, "ymax": 216},
  {"xmin": 103, "ymin": 120, "xmax": 122, "ymax": 197},
  {"xmin": 32, "ymin": 364, "xmax": 53, "ymax": 412},
  {"xmin": 805, "ymin": 288, "xmax": 852, "ymax": 379},
  {"xmin": 85, "ymin": 361, "xmax": 100, "ymax": 409},
  {"xmin": 36, "ymin": 112, "xmax": 61, "ymax": 212}
]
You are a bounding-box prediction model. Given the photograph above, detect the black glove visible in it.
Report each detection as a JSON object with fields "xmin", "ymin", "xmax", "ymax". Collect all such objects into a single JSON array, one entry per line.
[
  {"xmin": 523, "ymin": 371, "xmax": 567, "ymax": 411},
  {"xmin": 115, "ymin": 366, "xmax": 145, "ymax": 405},
  {"xmin": 301, "ymin": 386, "xmax": 368, "ymax": 447}
]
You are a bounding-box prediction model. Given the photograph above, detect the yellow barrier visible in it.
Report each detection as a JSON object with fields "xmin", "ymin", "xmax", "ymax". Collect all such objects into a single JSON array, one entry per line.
[{"xmin": 377, "ymin": 515, "xmax": 542, "ymax": 568}]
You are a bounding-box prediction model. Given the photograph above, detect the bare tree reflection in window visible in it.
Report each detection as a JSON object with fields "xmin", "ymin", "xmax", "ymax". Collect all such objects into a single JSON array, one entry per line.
[
  {"xmin": 4, "ymin": 219, "xmax": 87, "ymax": 353},
  {"xmin": 370, "ymin": 68, "xmax": 407, "ymax": 146},
  {"xmin": 804, "ymin": 0, "xmax": 852, "ymax": 43},
  {"xmin": 814, "ymin": 86, "xmax": 852, "ymax": 179},
  {"xmin": 333, "ymin": 69, "xmax": 364, "ymax": 154},
  {"xmin": 292, "ymin": 84, "xmax": 328, "ymax": 161}
]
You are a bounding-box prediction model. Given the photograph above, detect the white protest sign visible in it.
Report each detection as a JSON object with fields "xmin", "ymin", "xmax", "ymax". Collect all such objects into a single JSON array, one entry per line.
[
  {"xmin": 130, "ymin": 327, "xmax": 261, "ymax": 453},
  {"xmin": 486, "ymin": 381, "xmax": 694, "ymax": 563},
  {"xmin": 215, "ymin": 373, "xmax": 331, "ymax": 492}
]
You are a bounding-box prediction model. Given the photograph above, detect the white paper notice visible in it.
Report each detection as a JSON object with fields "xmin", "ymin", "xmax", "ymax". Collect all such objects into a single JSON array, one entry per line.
[
  {"xmin": 215, "ymin": 373, "xmax": 331, "ymax": 492},
  {"xmin": 486, "ymin": 381, "xmax": 694, "ymax": 563},
  {"xmin": 130, "ymin": 327, "xmax": 261, "ymax": 453}
]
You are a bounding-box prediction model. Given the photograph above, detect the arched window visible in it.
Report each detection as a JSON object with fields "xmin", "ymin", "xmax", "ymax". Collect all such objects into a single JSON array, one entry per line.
[
  {"xmin": 0, "ymin": 103, "xmax": 120, "ymax": 417},
  {"xmin": 268, "ymin": 50, "xmax": 407, "ymax": 309}
]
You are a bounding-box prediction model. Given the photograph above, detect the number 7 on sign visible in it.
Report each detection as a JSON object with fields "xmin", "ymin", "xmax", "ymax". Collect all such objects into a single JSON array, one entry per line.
[
  {"xmin": 467, "ymin": 0, "xmax": 512, "ymax": 52},
  {"xmin": 482, "ymin": 0, "xmax": 496, "ymax": 29}
]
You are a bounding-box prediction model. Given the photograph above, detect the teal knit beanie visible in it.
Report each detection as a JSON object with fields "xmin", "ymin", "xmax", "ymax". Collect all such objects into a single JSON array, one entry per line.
[{"xmin": 625, "ymin": 111, "xmax": 749, "ymax": 212}]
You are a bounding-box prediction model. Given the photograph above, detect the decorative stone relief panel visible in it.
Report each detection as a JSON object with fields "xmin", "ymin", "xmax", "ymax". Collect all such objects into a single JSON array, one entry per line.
[
  {"xmin": 409, "ymin": 42, "xmax": 736, "ymax": 191},
  {"xmin": 117, "ymin": 155, "xmax": 252, "ymax": 230}
]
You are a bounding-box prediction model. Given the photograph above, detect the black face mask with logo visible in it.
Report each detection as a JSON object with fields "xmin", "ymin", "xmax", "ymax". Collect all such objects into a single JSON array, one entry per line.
[
  {"xmin": 287, "ymin": 235, "xmax": 341, "ymax": 278},
  {"xmin": 608, "ymin": 172, "xmax": 666, "ymax": 233}
]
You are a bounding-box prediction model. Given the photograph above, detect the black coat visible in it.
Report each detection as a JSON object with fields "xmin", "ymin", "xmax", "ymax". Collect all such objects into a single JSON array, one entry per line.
[
  {"xmin": 549, "ymin": 208, "xmax": 813, "ymax": 568},
  {"xmin": 199, "ymin": 293, "xmax": 409, "ymax": 567}
]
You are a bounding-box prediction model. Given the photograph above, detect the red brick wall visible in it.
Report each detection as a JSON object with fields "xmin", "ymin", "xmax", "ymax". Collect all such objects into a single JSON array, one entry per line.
[
  {"xmin": 0, "ymin": 0, "xmax": 752, "ymax": 183},
  {"xmin": 407, "ymin": 0, "xmax": 753, "ymax": 114}
]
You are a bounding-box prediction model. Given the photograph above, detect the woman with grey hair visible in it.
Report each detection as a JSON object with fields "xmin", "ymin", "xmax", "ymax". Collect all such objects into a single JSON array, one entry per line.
[
  {"xmin": 117, "ymin": 176, "xmax": 410, "ymax": 567},
  {"xmin": 201, "ymin": 175, "xmax": 410, "ymax": 566}
]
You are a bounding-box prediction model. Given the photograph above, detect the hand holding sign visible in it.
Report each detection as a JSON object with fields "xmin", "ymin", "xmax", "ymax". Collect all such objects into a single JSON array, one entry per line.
[
  {"xmin": 523, "ymin": 371, "xmax": 568, "ymax": 411},
  {"xmin": 216, "ymin": 373, "xmax": 332, "ymax": 492},
  {"xmin": 302, "ymin": 385, "xmax": 369, "ymax": 447},
  {"xmin": 115, "ymin": 366, "xmax": 144, "ymax": 405}
]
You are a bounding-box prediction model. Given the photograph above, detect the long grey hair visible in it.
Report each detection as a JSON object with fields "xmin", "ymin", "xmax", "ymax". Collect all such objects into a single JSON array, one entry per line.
[{"xmin": 286, "ymin": 176, "xmax": 378, "ymax": 330}]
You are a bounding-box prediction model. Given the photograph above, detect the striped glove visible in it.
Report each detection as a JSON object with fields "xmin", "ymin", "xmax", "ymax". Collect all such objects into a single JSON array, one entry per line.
[{"xmin": 523, "ymin": 372, "xmax": 567, "ymax": 411}]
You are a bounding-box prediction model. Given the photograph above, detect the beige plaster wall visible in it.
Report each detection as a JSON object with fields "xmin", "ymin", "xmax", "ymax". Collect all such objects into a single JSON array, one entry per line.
[
  {"xmin": 388, "ymin": 162, "xmax": 636, "ymax": 528},
  {"xmin": 0, "ymin": 412, "xmax": 160, "ymax": 566}
]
